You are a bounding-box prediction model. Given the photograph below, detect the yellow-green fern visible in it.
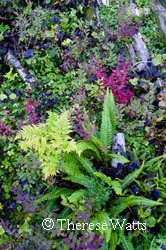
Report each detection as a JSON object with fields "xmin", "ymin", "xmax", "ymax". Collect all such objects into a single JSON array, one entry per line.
[{"xmin": 16, "ymin": 111, "xmax": 82, "ymax": 179}]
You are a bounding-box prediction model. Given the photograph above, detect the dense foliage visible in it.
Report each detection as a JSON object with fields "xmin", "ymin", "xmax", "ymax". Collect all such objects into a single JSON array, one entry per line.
[{"xmin": 0, "ymin": 0, "xmax": 166, "ymax": 249}]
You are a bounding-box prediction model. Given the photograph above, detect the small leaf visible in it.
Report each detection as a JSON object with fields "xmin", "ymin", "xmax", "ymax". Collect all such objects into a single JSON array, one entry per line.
[
  {"xmin": 67, "ymin": 189, "xmax": 85, "ymax": 204},
  {"xmin": 35, "ymin": 188, "xmax": 73, "ymax": 203},
  {"xmin": 85, "ymin": 7, "xmax": 93, "ymax": 21},
  {"xmin": 0, "ymin": 93, "xmax": 7, "ymax": 101},
  {"xmin": 62, "ymin": 39, "xmax": 72, "ymax": 46},
  {"xmin": 0, "ymin": 226, "xmax": 5, "ymax": 236},
  {"xmin": 95, "ymin": 172, "xmax": 112, "ymax": 186},
  {"xmin": 152, "ymin": 54, "xmax": 162, "ymax": 66},
  {"xmin": 108, "ymin": 153, "xmax": 129, "ymax": 163},
  {"xmin": 129, "ymin": 78, "xmax": 138, "ymax": 86},
  {"xmin": 18, "ymin": 218, "xmax": 32, "ymax": 235},
  {"xmin": 95, "ymin": 172, "xmax": 122, "ymax": 195},
  {"xmin": 111, "ymin": 180, "xmax": 122, "ymax": 195},
  {"xmin": 9, "ymin": 93, "xmax": 17, "ymax": 100}
]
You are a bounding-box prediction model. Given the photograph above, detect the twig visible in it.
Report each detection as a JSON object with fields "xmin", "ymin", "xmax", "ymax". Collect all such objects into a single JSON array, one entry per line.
[
  {"xmin": 5, "ymin": 51, "xmax": 40, "ymax": 87},
  {"xmin": 0, "ymin": 16, "xmax": 8, "ymax": 21}
]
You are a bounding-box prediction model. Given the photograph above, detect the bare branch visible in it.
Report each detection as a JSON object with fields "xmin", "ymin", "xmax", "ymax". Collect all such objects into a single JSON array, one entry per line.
[{"xmin": 5, "ymin": 51, "xmax": 40, "ymax": 87}]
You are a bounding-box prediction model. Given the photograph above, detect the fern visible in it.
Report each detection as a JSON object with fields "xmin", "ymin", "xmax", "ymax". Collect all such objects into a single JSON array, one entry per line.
[
  {"xmin": 121, "ymin": 236, "xmax": 135, "ymax": 250},
  {"xmin": 16, "ymin": 111, "xmax": 82, "ymax": 179},
  {"xmin": 100, "ymin": 88, "xmax": 116, "ymax": 149},
  {"xmin": 94, "ymin": 172, "xmax": 122, "ymax": 195},
  {"xmin": 35, "ymin": 188, "xmax": 74, "ymax": 204},
  {"xmin": 65, "ymin": 173, "xmax": 92, "ymax": 188},
  {"xmin": 121, "ymin": 162, "xmax": 144, "ymax": 189},
  {"xmin": 77, "ymin": 156, "xmax": 95, "ymax": 175},
  {"xmin": 112, "ymin": 196, "xmax": 162, "ymax": 217},
  {"xmin": 61, "ymin": 154, "xmax": 83, "ymax": 177},
  {"xmin": 91, "ymin": 211, "xmax": 111, "ymax": 243},
  {"xmin": 67, "ymin": 189, "xmax": 86, "ymax": 205},
  {"xmin": 76, "ymin": 140, "xmax": 102, "ymax": 160}
]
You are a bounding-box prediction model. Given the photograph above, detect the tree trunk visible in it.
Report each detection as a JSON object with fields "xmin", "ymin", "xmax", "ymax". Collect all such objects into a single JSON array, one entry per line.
[
  {"xmin": 150, "ymin": 0, "xmax": 166, "ymax": 36},
  {"xmin": 128, "ymin": 0, "xmax": 150, "ymax": 71}
]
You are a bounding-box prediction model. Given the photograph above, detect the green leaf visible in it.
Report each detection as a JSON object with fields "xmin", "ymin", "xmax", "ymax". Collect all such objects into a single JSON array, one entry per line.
[
  {"xmin": 129, "ymin": 78, "xmax": 138, "ymax": 86},
  {"xmin": 112, "ymin": 196, "xmax": 162, "ymax": 217},
  {"xmin": 108, "ymin": 153, "xmax": 129, "ymax": 163},
  {"xmin": 78, "ymin": 156, "xmax": 95, "ymax": 175},
  {"xmin": 100, "ymin": 89, "xmax": 116, "ymax": 149},
  {"xmin": 145, "ymin": 216, "xmax": 156, "ymax": 227},
  {"xmin": 65, "ymin": 174, "xmax": 91, "ymax": 188},
  {"xmin": 94, "ymin": 172, "xmax": 122, "ymax": 195},
  {"xmin": 35, "ymin": 188, "xmax": 74, "ymax": 204},
  {"xmin": 0, "ymin": 226, "xmax": 4, "ymax": 236},
  {"xmin": 111, "ymin": 180, "xmax": 122, "ymax": 195},
  {"xmin": 59, "ymin": 207, "xmax": 72, "ymax": 219},
  {"xmin": 91, "ymin": 211, "xmax": 111, "ymax": 242},
  {"xmin": 0, "ymin": 93, "xmax": 7, "ymax": 101},
  {"xmin": 76, "ymin": 141, "xmax": 102, "ymax": 160},
  {"xmin": 18, "ymin": 218, "xmax": 32, "ymax": 235},
  {"xmin": 152, "ymin": 54, "xmax": 162, "ymax": 66},
  {"xmin": 95, "ymin": 172, "xmax": 112, "ymax": 186},
  {"xmin": 144, "ymin": 155, "xmax": 165, "ymax": 171},
  {"xmin": 85, "ymin": 7, "xmax": 93, "ymax": 21},
  {"xmin": 9, "ymin": 93, "xmax": 17, "ymax": 100},
  {"xmin": 121, "ymin": 162, "xmax": 144, "ymax": 189},
  {"xmin": 67, "ymin": 189, "xmax": 86, "ymax": 204},
  {"xmin": 121, "ymin": 237, "xmax": 134, "ymax": 250},
  {"xmin": 17, "ymin": 110, "xmax": 81, "ymax": 179}
]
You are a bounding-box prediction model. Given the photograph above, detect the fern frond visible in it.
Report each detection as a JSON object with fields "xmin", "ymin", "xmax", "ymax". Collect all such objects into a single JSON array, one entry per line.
[
  {"xmin": 62, "ymin": 154, "xmax": 82, "ymax": 177},
  {"xmin": 121, "ymin": 162, "xmax": 144, "ymax": 189},
  {"xmin": 121, "ymin": 237, "xmax": 134, "ymax": 250},
  {"xmin": 76, "ymin": 141, "xmax": 101, "ymax": 160},
  {"xmin": 77, "ymin": 156, "xmax": 95, "ymax": 175},
  {"xmin": 67, "ymin": 189, "xmax": 86, "ymax": 204},
  {"xmin": 100, "ymin": 88, "xmax": 117, "ymax": 149},
  {"xmin": 112, "ymin": 196, "xmax": 162, "ymax": 217},
  {"xmin": 16, "ymin": 123, "xmax": 45, "ymax": 142},
  {"xmin": 65, "ymin": 174, "xmax": 92, "ymax": 188},
  {"xmin": 35, "ymin": 188, "xmax": 73, "ymax": 204},
  {"xmin": 16, "ymin": 111, "xmax": 82, "ymax": 179},
  {"xmin": 94, "ymin": 172, "xmax": 122, "ymax": 195}
]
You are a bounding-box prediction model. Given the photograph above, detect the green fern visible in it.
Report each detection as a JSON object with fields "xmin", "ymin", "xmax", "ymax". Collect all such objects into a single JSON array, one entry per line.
[
  {"xmin": 35, "ymin": 187, "xmax": 74, "ymax": 204},
  {"xmin": 121, "ymin": 162, "xmax": 144, "ymax": 189},
  {"xmin": 100, "ymin": 88, "xmax": 117, "ymax": 149},
  {"xmin": 112, "ymin": 196, "xmax": 162, "ymax": 217},
  {"xmin": 94, "ymin": 172, "xmax": 122, "ymax": 195},
  {"xmin": 76, "ymin": 140, "xmax": 102, "ymax": 160},
  {"xmin": 121, "ymin": 236, "xmax": 135, "ymax": 250},
  {"xmin": 77, "ymin": 155, "xmax": 95, "ymax": 175}
]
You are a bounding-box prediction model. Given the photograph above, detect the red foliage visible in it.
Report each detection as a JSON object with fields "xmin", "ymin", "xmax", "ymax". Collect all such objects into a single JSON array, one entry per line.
[
  {"xmin": 24, "ymin": 98, "xmax": 39, "ymax": 125},
  {"xmin": 96, "ymin": 62, "xmax": 134, "ymax": 104},
  {"xmin": 0, "ymin": 124, "xmax": 12, "ymax": 136},
  {"xmin": 119, "ymin": 18, "xmax": 141, "ymax": 38}
]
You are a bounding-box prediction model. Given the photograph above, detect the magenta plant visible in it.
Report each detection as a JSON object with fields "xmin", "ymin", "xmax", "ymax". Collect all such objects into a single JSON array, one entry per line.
[
  {"xmin": 0, "ymin": 124, "xmax": 12, "ymax": 136},
  {"xmin": 96, "ymin": 62, "xmax": 134, "ymax": 104},
  {"xmin": 71, "ymin": 105, "xmax": 96, "ymax": 141},
  {"xmin": 119, "ymin": 18, "xmax": 141, "ymax": 38},
  {"xmin": 24, "ymin": 98, "xmax": 39, "ymax": 125}
]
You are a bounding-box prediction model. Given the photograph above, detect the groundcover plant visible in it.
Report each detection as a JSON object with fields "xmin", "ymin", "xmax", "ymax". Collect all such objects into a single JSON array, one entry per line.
[{"xmin": 0, "ymin": 0, "xmax": 166, "ymax": 249}]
